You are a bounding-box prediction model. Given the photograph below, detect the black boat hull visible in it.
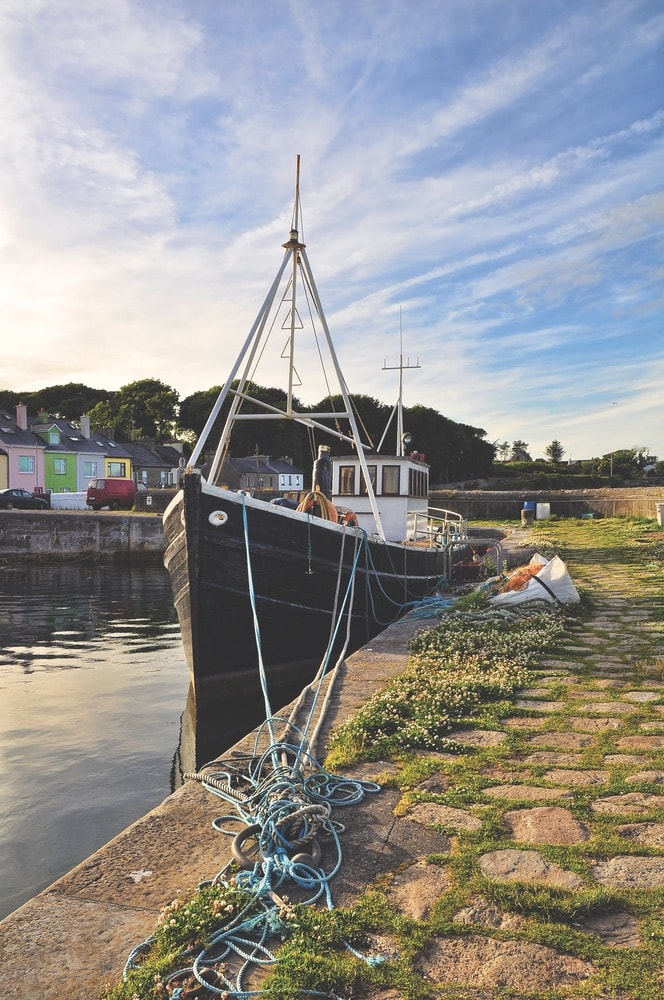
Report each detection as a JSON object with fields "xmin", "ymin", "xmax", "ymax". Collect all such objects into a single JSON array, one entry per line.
[{"xmin": 163, "ymin": 474, "xmax": 446, "ymax": 739}]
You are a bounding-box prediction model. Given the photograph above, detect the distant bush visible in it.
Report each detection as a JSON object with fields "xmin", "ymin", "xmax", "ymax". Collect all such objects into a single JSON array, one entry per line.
[{"xmin": 487, "ymin": 462, "xmax": 623, "ymax": 490}]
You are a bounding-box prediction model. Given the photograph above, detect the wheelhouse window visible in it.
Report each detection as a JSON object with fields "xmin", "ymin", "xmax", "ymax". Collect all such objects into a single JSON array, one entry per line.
[
  {"xmin": 359, "ymin": 465, "xmax": 377, "ymax": 495},
  {"xmin": 18, "ymin": 455, "xmax": 35, "ymax": 473},
  {"xmin": 108, "ymin": 462, "xmax": 127, "ymax": 477},
  {"xmin": 54, "ymin": 458, "xmax": 67, "ymax": 475},
  {"xmin": 338, "ymin": 466, "xmax": 356, "ymax": 495},
  {"xmin": 408, "ymin": 468, "xmax": 428, "ymax": 498},
  {"xmin": 382, "ymin": 465, "xmax": 400, "ymax": 495}
]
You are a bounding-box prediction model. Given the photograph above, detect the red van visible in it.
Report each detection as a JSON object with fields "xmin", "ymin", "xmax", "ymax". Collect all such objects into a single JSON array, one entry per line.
[{"xmin": 86, "ymin": 479, "xmax": 147, "ymax": 511}]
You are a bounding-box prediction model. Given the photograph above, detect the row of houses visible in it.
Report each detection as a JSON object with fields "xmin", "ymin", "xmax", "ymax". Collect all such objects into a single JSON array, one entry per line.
[{"xmin": 0, "ymin": 404, "xmax": 186, "ymax": 495}]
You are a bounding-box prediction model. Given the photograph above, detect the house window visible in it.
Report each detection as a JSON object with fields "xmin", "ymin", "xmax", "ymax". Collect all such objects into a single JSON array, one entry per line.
[
  {"xmin": 338, "ymin": 466, "xmax": 355, "ymax": 495},
  {"xmin": 408, "ymin": 468, "xmax": 428, "ymax": 498},
  {"xmin": 83, "ymin": 461, "xmax": 98, "ymax": 478},
  {"xmin": 54, "ymin": 458, "xmax": 67, "ymax": 475},
  {"xmin": 108, "ymin": 462, "xmax": 127, "ymax": 477},
  {"xmin": 382, "ymin": 465, "xmax": 400, "ymax": 495},
  {"xmin": 18, "ymin": 455, "xmax": 35, "ymax": 473},
  {"xmin": 49, "ymin": 430, "xmax": 60, "ymax": 445},
  {"xmin": 360, "ymin": 465, "xmax": 377, "ymax": 495}
]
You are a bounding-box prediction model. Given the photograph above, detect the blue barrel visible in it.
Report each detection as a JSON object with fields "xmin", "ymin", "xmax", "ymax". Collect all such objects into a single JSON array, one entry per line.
[{"xmin": 521, "ymin": 499, "xmax": 535, "ymax": 526}]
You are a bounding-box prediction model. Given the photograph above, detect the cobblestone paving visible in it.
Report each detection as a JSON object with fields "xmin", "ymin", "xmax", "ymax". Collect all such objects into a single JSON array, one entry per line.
[{"xmin": 363, "ymin": 522, "xmax": 664, "ymax": 998}]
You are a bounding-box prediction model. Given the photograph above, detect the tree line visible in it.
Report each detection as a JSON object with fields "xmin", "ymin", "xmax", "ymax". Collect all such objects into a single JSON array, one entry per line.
[
  {"xmin": 3, "ymin": 381, "xmax": 657, "ymax": 484},
  {"xmin": 494, "ymin": 438, "xmax": 661, "ymax": 481},
  {"xmin": 0, "ymin": 379, "xmax": 495, "ymax": 484}
]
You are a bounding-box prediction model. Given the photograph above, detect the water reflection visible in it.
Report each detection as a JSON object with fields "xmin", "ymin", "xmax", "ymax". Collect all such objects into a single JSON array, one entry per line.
[{"xmin": 0, "ymin": 562, "xmax": 188, "ymax": 920}]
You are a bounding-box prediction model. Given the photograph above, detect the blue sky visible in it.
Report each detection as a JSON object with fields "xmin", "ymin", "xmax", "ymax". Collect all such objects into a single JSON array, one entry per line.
[{"xmin": 1, "ymin": 0, "xmax": 662, "ymax": 461}]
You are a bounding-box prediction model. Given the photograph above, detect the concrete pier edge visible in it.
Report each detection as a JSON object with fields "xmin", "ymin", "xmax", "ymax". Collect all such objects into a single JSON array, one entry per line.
[
  {"xmin": 3, "ymin": 521, "xmax": 663, "ymax": 999},
  {"xmin": 0, "ymin": 608, "xmax": 425, "ymax": 998}
]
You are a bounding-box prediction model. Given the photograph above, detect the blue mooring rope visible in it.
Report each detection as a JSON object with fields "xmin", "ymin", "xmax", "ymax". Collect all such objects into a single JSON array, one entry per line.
[
  {"xmin": 122, "ymin": 500, "xmax": 390, "ymax": 996},
  {"xmin": 122, "ymin": 499, "xmax": 453, "ymax": 996}
]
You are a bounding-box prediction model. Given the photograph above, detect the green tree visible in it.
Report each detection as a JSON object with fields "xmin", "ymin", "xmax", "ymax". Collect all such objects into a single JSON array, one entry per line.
[
  {"xmin": 87, "ymin": 379, "xmax": 179, "ymax": 441},
  {"xmin": 510, "ymin": 440, "xmax": 531, "ymax": 461},
  {"xmin": 126, "ymin": 379, "xmax": 180, "ymax": 441},
  {"xmin": 400, "ymin": 405, "xmax": 493, "ymax": 483},
  {"xmin": 178, "ymin": 387, "xmax": 223, "ymax": 439},
  {"xmin": 87, "ymin": 397, "xmax": 119, "ymax": 434},
  {"xmin": 311, "ymin": 393, "xmax": 391, "ymax": 454},
  {"xmin": 179, "ymin": 383, "xmax": 310, "ymax": 467},
  {"xmin": 544, "ymin": 439, "xmax": 565, "ymax": 463},
  {"xmin": 597, "ymin": 448, "xmax": 654, "ymax": 481},
  {"xmin": 0, "ymin": 383, "xmax": 111, "ymax": 420}
]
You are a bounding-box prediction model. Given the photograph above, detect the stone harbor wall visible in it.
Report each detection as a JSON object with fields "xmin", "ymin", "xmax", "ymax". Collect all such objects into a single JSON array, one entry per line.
[
  {"xmin": 0, "ymin": 510, "xmax": 164, "ymax": 561},
  {"xmin": 430, "ymin": 486, "xmax": 664, "ymax": 521}
]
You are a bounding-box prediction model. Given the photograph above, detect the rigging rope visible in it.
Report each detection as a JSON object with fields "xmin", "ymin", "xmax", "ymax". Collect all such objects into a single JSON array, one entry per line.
[
  {"xmin": 122, "ymin": 497, "xmax": 390, "ymax": 997},
  {"xmin": 123, "ymin": 491, "xmax": 466, "ymax": 995}
]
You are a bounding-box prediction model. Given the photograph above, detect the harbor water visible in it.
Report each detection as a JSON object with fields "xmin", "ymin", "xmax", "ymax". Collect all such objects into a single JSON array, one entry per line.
[{"xmin": 0, "ymin": 561, "xmax": 189, "ymax": 921}]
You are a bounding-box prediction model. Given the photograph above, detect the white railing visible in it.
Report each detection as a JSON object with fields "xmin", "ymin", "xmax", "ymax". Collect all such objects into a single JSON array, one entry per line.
[{"xmin": 407, "ymin": 506, "xmax": 468, "ymax": 547}]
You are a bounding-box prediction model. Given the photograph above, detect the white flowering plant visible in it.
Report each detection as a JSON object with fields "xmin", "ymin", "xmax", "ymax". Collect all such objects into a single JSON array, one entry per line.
[{"xmin": 327, "ymin": 607, "xmax": 567, "ymax": 763}]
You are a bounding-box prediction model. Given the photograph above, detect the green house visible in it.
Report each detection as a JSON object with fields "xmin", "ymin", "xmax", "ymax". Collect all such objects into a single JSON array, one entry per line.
[{"xmin": 33, "ymin": 420, "xmax": 79, "ymax": 493}]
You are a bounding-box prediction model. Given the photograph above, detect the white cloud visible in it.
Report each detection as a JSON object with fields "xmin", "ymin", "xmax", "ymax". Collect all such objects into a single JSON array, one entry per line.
[{"xmin": 0, "ymin": 0, "xmax": 661, "ymax": 465}]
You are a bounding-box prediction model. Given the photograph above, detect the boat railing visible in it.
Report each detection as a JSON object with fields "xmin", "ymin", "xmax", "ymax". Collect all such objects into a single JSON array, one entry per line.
[{"xmin": 407, "ymin": 507, "xmax": 469, "ymax": 548}]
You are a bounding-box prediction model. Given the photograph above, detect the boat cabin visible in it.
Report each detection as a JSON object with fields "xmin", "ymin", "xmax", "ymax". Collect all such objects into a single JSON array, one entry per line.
[{"xmin": 332, "ymin": 452, "xmax": 430, "ymax": 543}]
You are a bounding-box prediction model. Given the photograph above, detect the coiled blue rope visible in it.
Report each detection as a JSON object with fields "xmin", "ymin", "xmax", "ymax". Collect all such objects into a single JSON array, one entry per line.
[{"xmin": 122, "ymin": 499, "xmax": 451, "ymax": 994}]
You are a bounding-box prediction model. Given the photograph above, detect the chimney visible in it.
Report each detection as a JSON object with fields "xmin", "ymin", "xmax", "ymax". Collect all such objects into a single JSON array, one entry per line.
[
  {"xmin": 16, "ymin": 403, "xmax": 28, "ymax": 430},
  {"xmin": 80, "ymin": 415, "xmax": 91, "ymax": 438}
]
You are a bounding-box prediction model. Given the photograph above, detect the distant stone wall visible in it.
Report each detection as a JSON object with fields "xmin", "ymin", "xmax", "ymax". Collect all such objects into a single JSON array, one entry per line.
[
  {"xmin": 134, "ymin": 488, "xmax": 178, "ymax": 513},
  {"xmin": 430, "ymin": 487, "xmax": 664, "ymax": 521},
  {"xmin": 0, "ymin": 510, "xmax": 165, "ymax": 562}
]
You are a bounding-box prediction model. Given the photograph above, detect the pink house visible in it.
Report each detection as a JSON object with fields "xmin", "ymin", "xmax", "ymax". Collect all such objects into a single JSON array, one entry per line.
[{"xmin": 0, "ymin": 404, "xmax": 46, "ymax": 492}]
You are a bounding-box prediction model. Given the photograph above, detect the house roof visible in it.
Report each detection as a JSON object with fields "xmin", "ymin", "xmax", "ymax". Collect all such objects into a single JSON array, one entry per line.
[
  {"xmin": 154, "ymin": 444, "xmax": 187, "ymax": 466},
  {"xmin": 121, "ymin": 441, "xmax": 165, "ymax": 467},
  {"xmin": 32, "ymin": 418, "xmax": 109, "ymax": 455},
  {"xmin": 121, "ymin": 441, "xmax": 188, "ymax": 468},
  {"xmin": 0, "ymin": 411, "xmax": 46, "ymax": 448},
  {"xmin": 227, "ymin": 456, "xmax": 302, "ymax": 475}
]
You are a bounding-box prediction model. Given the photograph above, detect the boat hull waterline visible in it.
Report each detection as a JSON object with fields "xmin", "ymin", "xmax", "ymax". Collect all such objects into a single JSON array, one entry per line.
[{"xmin": 163, "ymin": 473, "xmax": 447, "ymax": 726}]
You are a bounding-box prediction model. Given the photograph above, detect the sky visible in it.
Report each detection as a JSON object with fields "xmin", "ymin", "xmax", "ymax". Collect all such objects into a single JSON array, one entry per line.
[{"xmin": 1, "ymin": 0, "xmax": 662, "ymax": 462}]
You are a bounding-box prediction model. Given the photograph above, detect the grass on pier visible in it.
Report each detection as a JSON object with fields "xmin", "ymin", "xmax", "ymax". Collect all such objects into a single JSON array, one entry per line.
[{"xmin": 102, "ymin": 516, "xmax": 664, "ymax": 1000}]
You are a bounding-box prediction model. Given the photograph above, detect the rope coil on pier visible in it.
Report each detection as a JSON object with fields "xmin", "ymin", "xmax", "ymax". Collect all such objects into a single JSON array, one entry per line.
[{"xmin": 122, "ymin": 495, "xmax": 393, "ymax": 997}]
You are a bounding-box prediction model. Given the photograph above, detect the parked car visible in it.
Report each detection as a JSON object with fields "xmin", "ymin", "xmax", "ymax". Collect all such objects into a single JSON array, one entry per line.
[
  {"xmin": 86, "ymin": 478, "xmax": 147, "ymax": 511},
  {"xmin": 0, "ymin": 488, "xmax": 50, "ymax": 510}
]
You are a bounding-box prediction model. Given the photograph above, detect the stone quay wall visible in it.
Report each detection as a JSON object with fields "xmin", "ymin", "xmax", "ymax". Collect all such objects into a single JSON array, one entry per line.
[
  {"xmin": 1, "ymin": 488, "xmax": 662, "ymax": 564},
  {"xmin": 0, "ymin": 510, "xmax": 166, "ymax": 562},
  {"xmin": 430, "ymin": 486, "xmax": 664, "ymax": 521}
]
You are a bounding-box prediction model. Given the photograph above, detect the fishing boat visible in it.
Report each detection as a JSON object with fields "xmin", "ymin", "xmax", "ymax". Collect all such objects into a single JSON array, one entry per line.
[{"xmin": 163, "ymin": 159, "xmax": 467, "ymax": 738}]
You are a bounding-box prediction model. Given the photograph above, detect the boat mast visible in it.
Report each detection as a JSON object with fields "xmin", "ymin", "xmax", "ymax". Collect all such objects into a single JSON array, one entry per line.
[
  {"xmin": 378, "ymin": 308, "xmax": 420, "ymax": 455},
  {"xmin": 187, "ymin": 250, "xmax": 293, "ymax": 470},
  {"xmin": 188, "ymin": 157, "xmax": 387, "ymax": 539},
  {"xmin": 286, "ymin": 156, "xmax": 301, "ymax": 417}
]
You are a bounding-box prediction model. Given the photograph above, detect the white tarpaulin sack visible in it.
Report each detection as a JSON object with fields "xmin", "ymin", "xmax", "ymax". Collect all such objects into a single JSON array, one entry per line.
[{"xmin": 490, "ymin": 554, "xmax": 580, "ymax": 607}]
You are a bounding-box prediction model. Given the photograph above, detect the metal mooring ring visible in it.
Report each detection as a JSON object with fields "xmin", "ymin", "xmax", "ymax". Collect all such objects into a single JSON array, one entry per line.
[
  {"xmin": 290, "ymin": 838, "xmax": 322, "ymax": 869},
  {"xmin": 231, "ymin": 823, "xmax": 262, "ymax": 870},
  {"xmin": 231, "ymin": 824, "xmax": 322, "ymax": 870}
]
